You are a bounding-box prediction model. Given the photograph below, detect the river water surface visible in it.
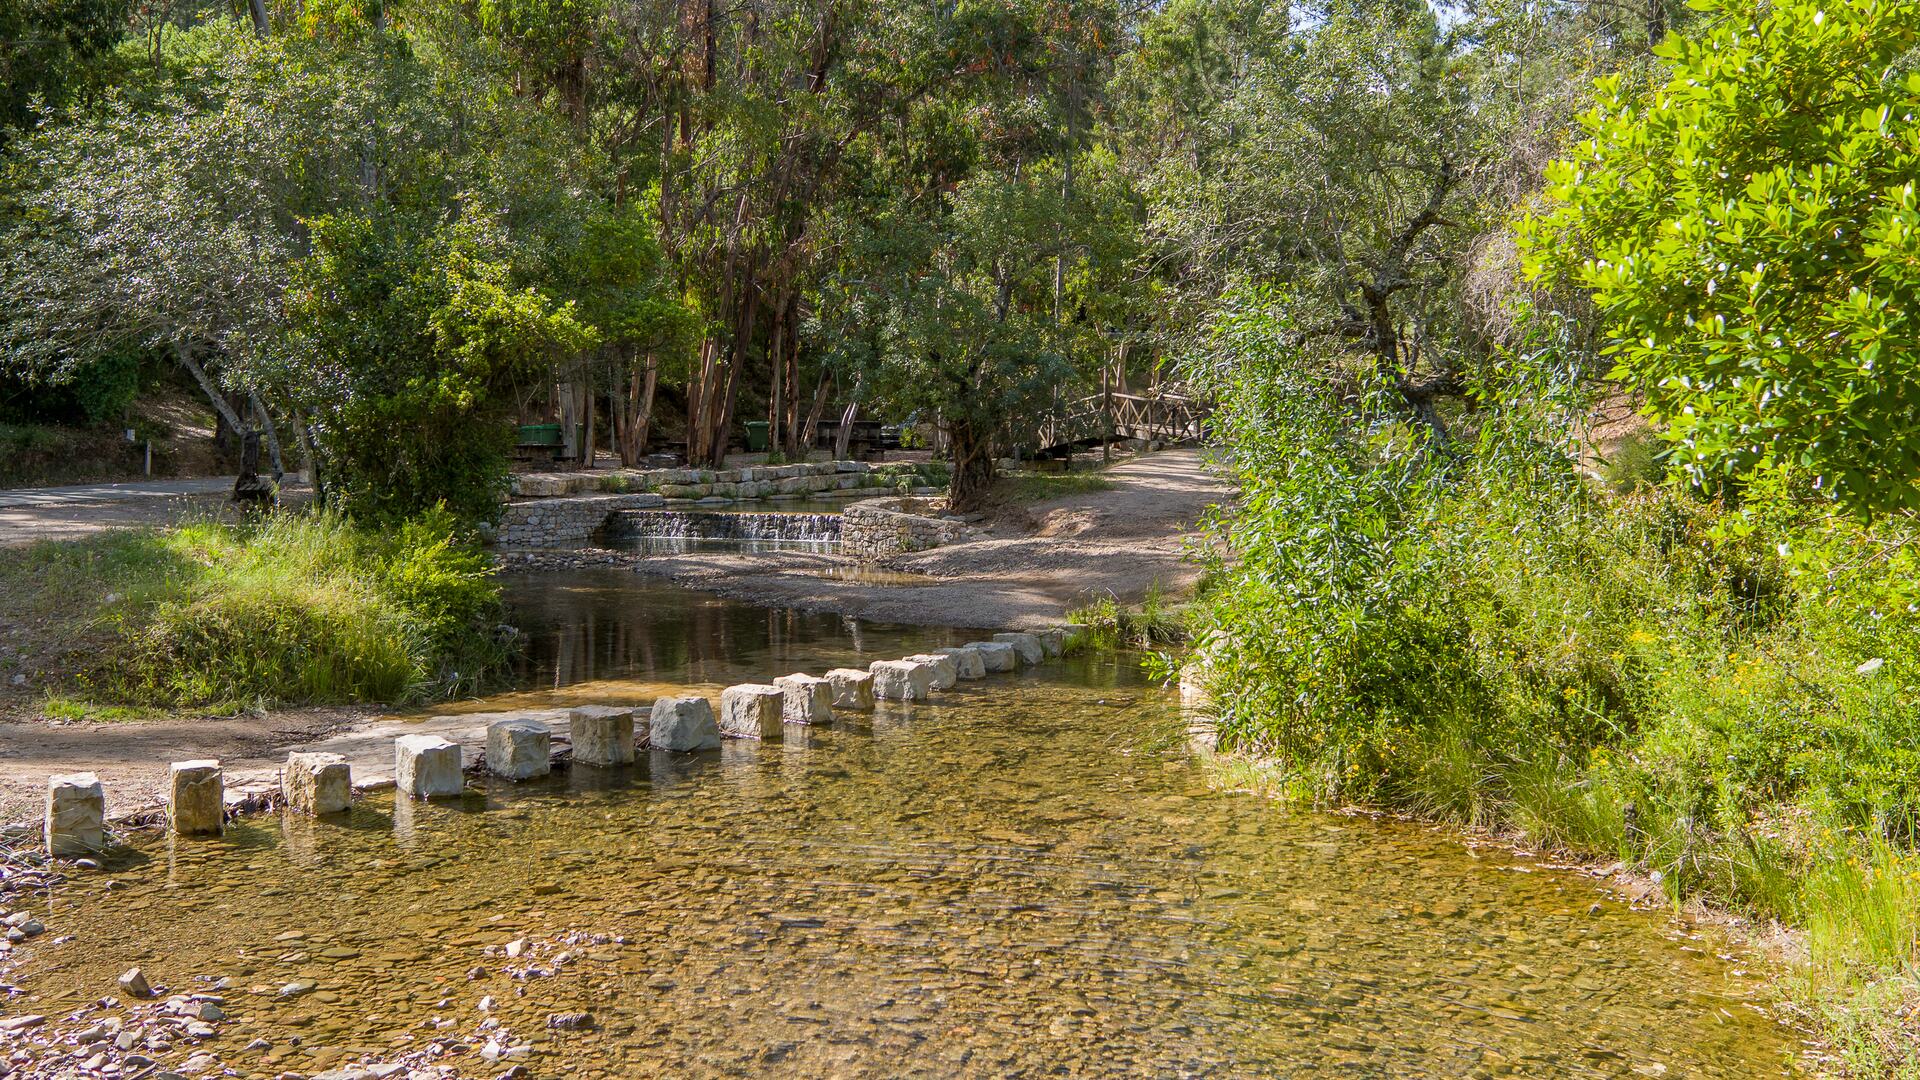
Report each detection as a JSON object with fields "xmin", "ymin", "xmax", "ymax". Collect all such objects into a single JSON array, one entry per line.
[{"xmin": 16, "ymin": 571, "xmax": 1804, "ymax": 1077}]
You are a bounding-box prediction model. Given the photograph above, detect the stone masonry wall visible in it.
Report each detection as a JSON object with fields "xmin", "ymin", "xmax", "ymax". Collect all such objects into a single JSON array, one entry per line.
[
  {"xmin": 493, "ymin": 493, "xmax": 667, "ymax": 548},
  {"xmin": 841, "ymin": 498, "xmax": 979, "ymax": 562},
  {"xmin": 512, "ymin": 460, "xmax": 937, "ymax": 503}
]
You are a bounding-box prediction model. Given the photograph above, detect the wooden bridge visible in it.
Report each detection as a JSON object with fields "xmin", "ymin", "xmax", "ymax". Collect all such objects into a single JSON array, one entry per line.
[{"xmin": 1034, "ymin": 389, "xmax": 1211, "ymax": 458}]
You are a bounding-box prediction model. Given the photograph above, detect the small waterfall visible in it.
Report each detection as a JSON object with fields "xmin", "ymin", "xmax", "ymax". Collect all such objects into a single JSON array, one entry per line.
[{"xmin": 603, "ymin": 509, "xmax": 842, "ymax": 553}]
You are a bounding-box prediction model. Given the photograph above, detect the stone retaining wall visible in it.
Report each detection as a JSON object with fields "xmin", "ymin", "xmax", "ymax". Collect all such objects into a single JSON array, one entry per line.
[
  {"xmin": 842, "ymin": 497, "xmax": 979, "ymax": 562},
  {"xmin": 493, "ymin": 493, "xmax": 667, "ymax": 548},
  {"xmin": 512, "ymin": 460, "xmax": 938, "ymax": 503}
]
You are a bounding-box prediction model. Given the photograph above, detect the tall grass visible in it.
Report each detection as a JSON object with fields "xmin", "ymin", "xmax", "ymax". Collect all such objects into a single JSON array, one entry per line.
[{"xmin": 0, "ymin": 509, "xmax": 504, "ymax": 709}]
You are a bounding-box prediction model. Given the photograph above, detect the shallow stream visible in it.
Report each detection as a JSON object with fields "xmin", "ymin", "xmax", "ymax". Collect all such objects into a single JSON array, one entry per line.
[{"xmin": 13, "ymin": 572, "xmax": 1803, "ymax": 1077}]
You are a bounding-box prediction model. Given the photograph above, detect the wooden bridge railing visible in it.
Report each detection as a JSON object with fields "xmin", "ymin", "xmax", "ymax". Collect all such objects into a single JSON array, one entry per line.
[{"xmin": 1035, "ymin": 389, "xmax": 1211, "ymax": 456}]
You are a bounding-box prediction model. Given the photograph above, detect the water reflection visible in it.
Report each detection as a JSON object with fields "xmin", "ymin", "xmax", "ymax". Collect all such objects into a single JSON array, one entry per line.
[{"xmin": 501, "ymin": 568, "xmax": 982, "ymax": 694}]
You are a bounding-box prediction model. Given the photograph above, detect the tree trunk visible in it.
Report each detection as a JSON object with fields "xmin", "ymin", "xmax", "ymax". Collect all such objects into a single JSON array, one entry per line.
[
  {"xmin": 250, "ymin": 394, "xmax": 285, "ymax": 479},
  {"xmin": 583, "ymin": 363, "xmax": 598, "ymax": 470},
  {"xmin": 801, "ymin": 370, "xmax": 831, "ymax": 454},
  {"xmin": 175, "ymin": 346, "xmax": 249, "ymax": 440},
  {"xmin": 946, "ymin": 420, "xmax": 996, "ymax": 513}
]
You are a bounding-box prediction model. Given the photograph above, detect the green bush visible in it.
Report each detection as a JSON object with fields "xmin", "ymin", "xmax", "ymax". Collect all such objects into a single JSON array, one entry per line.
[
  {"xmin": 1185, "ymin": 292, "xmax": 1920, "ymax": 1055},
  {"xmin": 0, "ymin": 510, "xmax": 505, "ymax": 708}
]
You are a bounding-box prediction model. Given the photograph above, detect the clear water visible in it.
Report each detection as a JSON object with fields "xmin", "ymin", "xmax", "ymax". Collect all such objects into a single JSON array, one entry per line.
[{"xmin": 8, "ymin": 572, "xmax": 1805, "ymax": 1078}]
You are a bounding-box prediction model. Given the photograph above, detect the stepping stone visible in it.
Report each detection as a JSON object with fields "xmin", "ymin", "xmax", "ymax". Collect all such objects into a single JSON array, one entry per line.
[
  {"xmin": 282, "ymin": 752, "xmax": 351, "ymax": 815},
  {"xmin": 45, "ymin": 773, "xmax": 104, "ymax": 856},
  {"xmin": 869, "ymin": 659, "xmax": 934, "ymax": 701},
  {"xmin": 774, "ymin": 674, "xmax": 835, "ymax": 725},
  {"xmin": 904, "ymin": 653, "xmax": 958, "ymax": 690},
  {"xmin": 934, "ymin": 646, "xmax": 988, "ymax": 680},
  {"xmin": 486, "ymin": 719, "xmax": 552, "ymax": 781},
  {"xmin": 963, "ymin": 641, "xmax": 1019, "ymax": 673},
  {"xmin": 396, "ymin": 735, "xmax": 463, "ymax": 799},
  {"xmin": 824, "ymin": 668, "xmax": 875, "ymax": 711},
  {"xmin": 991, "ymin": 632, "xmax": 1045, "ymax": 666},
  {"xmin": 168, "ymin": 760, "xmax": 223, "ymax": 836},
  {"xmin": 569, "ymin": 706, "xmax": 636, "ymax": 766},
  {"xmin": 719, "ymin": 685, "xmax": 784, "ymax": 739},
  {"xmin": 650, "ymin": 696, "xmax": 721, "ymax": 752},
  {"xmin": 1036, "ymin": 628, "xmax": 1069, "ymax": 658}
]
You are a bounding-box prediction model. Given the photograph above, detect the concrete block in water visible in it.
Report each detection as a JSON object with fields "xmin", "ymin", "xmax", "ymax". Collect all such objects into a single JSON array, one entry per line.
[
  {"xmin": 964, "ymin": 641, "xmax": 1019, "ymax": 673},
  {"xmin": 719, "ymin": 684, "xmax": 785, "ymax": 739},
  {"xmin": 650, "ymin": 696, "xmax": 721, "ymax": 752},
  {"xmin": 45, "ymin": 772, "xmax": 105, "ymax": 856},
  {"xmin": 869, "ymin": 659, "xmax": 933, "ymax": 701},
  {"xmin": 282, "ymin": 752, "xmax": 351, "ymax": 815},
  {"xmin": 396, "ymin": 735, "xmax": 464, "ymax": 799},
  {"xmin": 487, "ymin": 719, "xmax": 552, "ymax": 780},
  {"xmin": 569, "ymin": 706, "xmax": 636, "ymax": 766},
  {"xmin": 1036, "ymin": 628, "xmax": 1069, "ymax": 658},
  {"xmin": 774, "ymin": 674, "xmax": 835, "ymax": 725},
  {"xmin": 168, "ymin": 760, "xmax": 223, "ymax": 836},
  {"xmin": 991, "ymin": 632, "xmax": 1045, "ymax": 667},
  {"xmin": 934, "ymin": 646, "xmax": 988, "ymax": 680},
  {"xmin": 824, "ymin": 668, "xmax": 875, "ymax": 711},
  {"xmin": 905, "ymin": 653, "xmax": 959, "ymax": 690}
]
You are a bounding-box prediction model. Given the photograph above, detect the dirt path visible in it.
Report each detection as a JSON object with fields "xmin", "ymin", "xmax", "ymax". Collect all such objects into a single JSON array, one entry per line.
[
  {"xmin": 0, "ymin": 477, "xmax": 315, "ymax": 547},
  {"xmin": 0, "ymin": 449, "xmax": 1226, "ymax": 825}
]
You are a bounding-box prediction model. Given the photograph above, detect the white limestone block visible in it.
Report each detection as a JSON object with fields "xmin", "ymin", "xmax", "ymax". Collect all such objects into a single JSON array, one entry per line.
[
  {"xmin": 774, "ymin": 674, "xmax": 835, "ymax": 725},
  {"xmin": 904, "ymin": 653, "xmax": 959, "ymax": 690},
  {"xmin": 45, "ymin": 773, "xmax": 104, "ymax": 856},
  {"xmin": 870, "ymin": 659, "xmax": 934, "ymax": 701},
  {"xmin": 964, "ymin": 641, "xmax": 1019, "ymax": 673},
  {"xmin": 650, "ymin": 696, "xmax": 721, "ymax": 752},
  {"xmin": 719, "ymin": 684, "xmax": 785, "ymax": 739},
  {"xmin": 824, "ymin": 668, "xmax": 876, "ymax": 711},
  {"xmin": 167, "ymin": 760, "xmax": 223, "ymax": 836},
  {"xmin": 992, "ymin": 632, "xmax": 1045, "ymax": 666},
  {"xmin": 396, "ymin": 735, "xmax": 464, "ymax": 799},
  {"xmin": 487, "ymin": 719, "xmax": 552, "ymax": 781},
  {"xmin": 282, "ymin": 752, "xmax": 351, "ymax": 815},
  {"xmin": 569, "ymin": 705, "xmax": 635, "ymax": 766},
  {"xmin": 934, "ymin": 646, "xmax": 988, "ymax": 680}
]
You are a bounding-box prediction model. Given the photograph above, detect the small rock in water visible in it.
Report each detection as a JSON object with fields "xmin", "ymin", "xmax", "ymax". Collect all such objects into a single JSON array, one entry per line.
[
  {"xmin": 466, "ymin": 966, "xmax": 486, "ymax": 981},
  {"xmin": 496, "ymin": 1068, "xmax": 531, "ymax": 1080},
  {"xmin": 198, "ymin": 1001, "xmax": 225, "ymax": 1021},
  {"xmin": 0, "ymin": 1015, "xmax": 43, "ymax": 1032},
  {"xmin": 278, "ymin": 978, "xmax": 317, "ymax": 998},
  {"xmin": 123, "ymin": 1054, "xmax": 154, "ymax": 1069},
  {"xmin": 546, "ymin": 1011, "xmax": 594, "ymax": 1031},
  {"xmin": 119, "ymin": 968, "xmax": 155, "ymax": 999},
  {"xmin": 1588, "ymin": 902, "xmax": 1604, "ymax": 916},
  {"xmin": 504, "ymin": 938, "xmax": 528, "ymax": 959}
]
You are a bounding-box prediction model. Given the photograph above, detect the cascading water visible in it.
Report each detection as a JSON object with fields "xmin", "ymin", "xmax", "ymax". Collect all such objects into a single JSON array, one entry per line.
[{"xmin": 602, "ymin": 508, "xmax": 842, "ymax": 554}]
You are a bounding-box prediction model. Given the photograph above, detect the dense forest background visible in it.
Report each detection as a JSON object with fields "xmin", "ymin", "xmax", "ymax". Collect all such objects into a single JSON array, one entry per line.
[{"xmin": 0, "ymin": 0, "xmax": 1677, "ymax": 517}]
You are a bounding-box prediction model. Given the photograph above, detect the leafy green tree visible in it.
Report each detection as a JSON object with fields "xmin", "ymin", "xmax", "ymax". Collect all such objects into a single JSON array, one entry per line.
[
  {"xmin": 1523, "ymin": 0, "xmax": 1920, "ymax": 514},
  {"xmin": 282, "ymin": 214, "xmax": 596, "ymax": 521},
  {"xmin": 0, "ymin": 0, "xmax": 132, "ymax": 141}
]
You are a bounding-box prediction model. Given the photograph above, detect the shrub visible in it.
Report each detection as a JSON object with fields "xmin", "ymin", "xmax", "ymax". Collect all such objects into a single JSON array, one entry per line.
[
  {"xmin": 1183, "ymin": 291, "xmax": 1920, "ymax": 1003},
  {"xmin": 0, "ymin": 510, "xmax": 506, "ymax": 709}
]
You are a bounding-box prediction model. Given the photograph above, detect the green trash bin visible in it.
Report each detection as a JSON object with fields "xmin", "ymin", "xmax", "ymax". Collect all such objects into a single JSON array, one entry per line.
[{"xmin": 744, "ymin": 420, "xmax": 771, "ymax": 452}]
